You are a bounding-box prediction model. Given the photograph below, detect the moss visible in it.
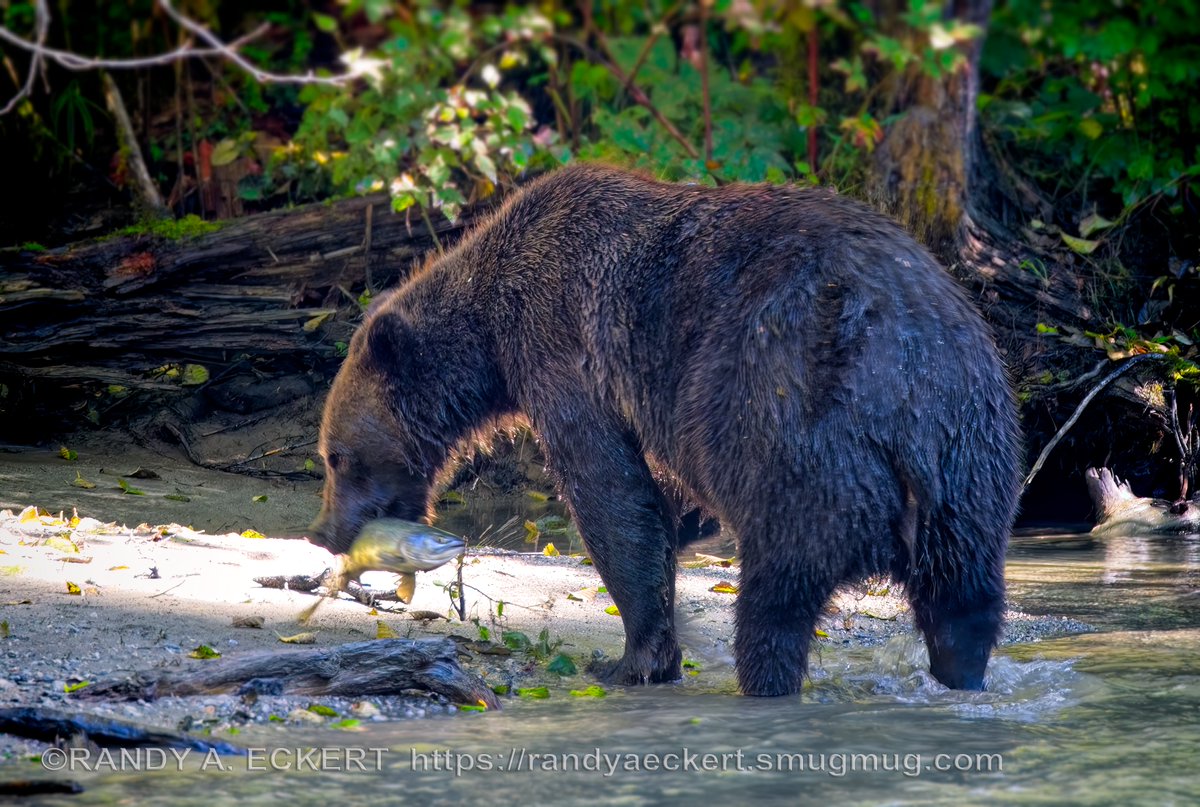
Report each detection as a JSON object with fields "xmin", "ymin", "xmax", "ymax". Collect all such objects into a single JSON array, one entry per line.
[
  {"xmin": 109, "ymin": 214, "xmax": 222, "ymax": 241},
  {"xmin": 19, "ymin": 241, "xmax": 46, "ymax": 252}
]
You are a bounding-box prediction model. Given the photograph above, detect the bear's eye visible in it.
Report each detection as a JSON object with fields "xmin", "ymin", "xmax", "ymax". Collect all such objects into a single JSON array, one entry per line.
[{"xmin": 326, "ymin": 453, "xmax": 341, "ymax": 472}]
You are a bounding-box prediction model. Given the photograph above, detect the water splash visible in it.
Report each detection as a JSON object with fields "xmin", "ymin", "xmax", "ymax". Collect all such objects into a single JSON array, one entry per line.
[{"xmin": 805, "ymin": 634, "xmax": 1095, "ymax": 719}]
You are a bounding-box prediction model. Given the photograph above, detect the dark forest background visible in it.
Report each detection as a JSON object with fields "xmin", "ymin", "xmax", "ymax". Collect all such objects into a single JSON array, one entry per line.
[{"xmin": 0, "ymin": 0, "xmax": 1197, "ymax": 522}]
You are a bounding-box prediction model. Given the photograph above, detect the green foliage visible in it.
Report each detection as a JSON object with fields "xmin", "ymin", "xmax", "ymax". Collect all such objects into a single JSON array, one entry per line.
[
  {"xmin": 285, "ymin": 1, "xmax": 558, "ymax": 219},
  {"xmin": 981, "ymin": 0, "xmax": 1200, "ymax": 212},
  {"xmin": 274, "ymin": 0, "xmax": 974, "ymax": 207},
  {"xmin": 51, "ymin": 79, "xmax": 102, "ymax": 159},
  {"xmin": 572, "ymin": 35, "xmax": 801, "ymax": 183},
  {"xmin": 546, "ymin": 652, "xmax": 577, "ymax": 676},
  {"xmin": 1037, "ymin": 321, "xmax": 1200, "ymax": 390}
]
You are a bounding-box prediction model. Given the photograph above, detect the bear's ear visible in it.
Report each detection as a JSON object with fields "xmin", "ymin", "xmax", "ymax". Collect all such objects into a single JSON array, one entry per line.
[{"xmin": 364, "ymin": 311, "xmax": 419, "ymax": 370}]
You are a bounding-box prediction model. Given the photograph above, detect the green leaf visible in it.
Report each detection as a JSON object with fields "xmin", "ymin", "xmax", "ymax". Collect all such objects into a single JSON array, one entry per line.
[
  {"xmin": 189, "ymin": 644, "xmax": 221, "ymax": 659},
  {"xmin": 252, "ymin": 495, "xmax": 268, "ymax": 503},
  {"xmin": 1078, "ymin": 118, "xmax": 1103, "ymax": 140},
  {"xmin": 501, "ymin": 630, "xmax": 531, "ymax": 651},
  {"xmin": 63, "ymin": 680, "xmax": 90, "ymax": 693},
  {"xmin": 313, "ymin": 13, "xmax": 337, "ymax": 33},
  {"xmin": 505, "ymin": 104, "xmax": 528, "ymax": 131},
  {"xmin": 1079, "ymin": 212, "xmax": 1116, "ymax": 237},
  {"xmin": 1061, "ymin": 233, "xmax": 1100, "ymax": 254},
  {"xmin": 569, "ymin": 685, "xmax": 607, "ymax": 698},
  {"xmin": 306, "ymin": 703, "xmax": 338, "ymax": 717},
  {"xmin": 474, "ymin": 152, "xmax": 498, "ymax": 183},
  {"xmin": 546, "ymin": 653, "xmax": 577, "ymax": 676},
  {"xmin": 117, "ymin": 478, "xmax": 145, "ymax": 496},
  {"xmin": 210, "ymin": 138, "xmax": 241, "ymax": 167},
  {"xmin": 181, "ymin": 364, "xmax": 209, "ymax": 386},
  {"xmin": 516, "ymin": 686, "xmax": 550, "ymax": 699},
  {"xmin": 237, "ymin": 175, "xmax": 265, "ymax": 201}
]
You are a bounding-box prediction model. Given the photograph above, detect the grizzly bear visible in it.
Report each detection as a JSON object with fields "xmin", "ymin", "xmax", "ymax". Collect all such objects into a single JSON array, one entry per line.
[{"xmin": 309, "ymin": 164, "xmax": 1021, "ymax": 697}]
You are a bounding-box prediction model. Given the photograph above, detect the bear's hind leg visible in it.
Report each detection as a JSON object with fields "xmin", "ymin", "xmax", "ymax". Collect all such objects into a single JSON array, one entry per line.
[
  {"xmin": 734, "ymin": 539, "xmax": 842, "ymax": 697},
  {"xmin": 905, "ymin": 516, "xmax": 1006, "ymax": 691}
]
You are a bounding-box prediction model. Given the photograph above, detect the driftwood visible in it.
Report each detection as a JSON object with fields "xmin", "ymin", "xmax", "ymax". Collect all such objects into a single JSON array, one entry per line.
[
  {"xmin": 254, "ymin": 571, "xmax": 397, "ymax": 606},
  {"xmin": 0, "ymin": 193, "xmax": 485, "ymax": 432},
  {"xmin": 0, "ymin": 706, "xmax": 245, "ymax": 755},
  {"xmin": 73, "ymin": 638, "xmax": 500, "ymax": 709}
]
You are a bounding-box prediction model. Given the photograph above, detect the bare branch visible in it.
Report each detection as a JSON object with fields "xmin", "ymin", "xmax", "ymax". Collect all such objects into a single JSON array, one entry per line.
[
  {"xmin": 0, "ymin": 0, "xmax": 352, "ymax": 115},
  {"xmin": 0, "ymin": 0, "xmax": 48, "ymax": 114},
  {"xmin": 156, "ymin": 0, "xmax": 349, "ymax": 86},
  {"xmin": 1023, "ymin": 353, "xmax": 1165, "ymax": 490}
]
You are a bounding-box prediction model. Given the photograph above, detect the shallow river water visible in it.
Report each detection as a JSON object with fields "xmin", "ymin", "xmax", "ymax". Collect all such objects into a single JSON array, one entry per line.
[{"xmin": 21, "ymin": 527, "xmax": 1200, "ymax": 806}]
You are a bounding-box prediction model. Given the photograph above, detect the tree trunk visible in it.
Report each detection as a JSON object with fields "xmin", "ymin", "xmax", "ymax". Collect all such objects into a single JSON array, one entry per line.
[{"xmin": 866, "ymin": 0, "xmax": 1181, "ymax": 517}]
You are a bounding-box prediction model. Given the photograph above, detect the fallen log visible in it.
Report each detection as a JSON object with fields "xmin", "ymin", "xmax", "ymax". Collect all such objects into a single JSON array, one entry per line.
[
  {"xmin": 0, "ymin": 194, "xmax": 485, "ymax": 437},
  {"xmin": 72, "ymin": 638, "xmax": 500, "ymax": 710}
]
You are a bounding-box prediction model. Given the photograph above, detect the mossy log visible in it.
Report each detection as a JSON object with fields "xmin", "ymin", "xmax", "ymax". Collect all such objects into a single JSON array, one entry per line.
[
  {"xmin": 73, "ymin": 637, "xmax": 500, "ymax": 709},
  {"xmin": 0, "ymin": 195, "xmax": 481, "ymax": 434}
]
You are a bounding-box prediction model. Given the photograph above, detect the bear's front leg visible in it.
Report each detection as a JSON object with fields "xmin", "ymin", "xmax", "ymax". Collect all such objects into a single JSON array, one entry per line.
[{"xmin": 538, "ymin": 410, "xmax": 682, "ymax": 686}]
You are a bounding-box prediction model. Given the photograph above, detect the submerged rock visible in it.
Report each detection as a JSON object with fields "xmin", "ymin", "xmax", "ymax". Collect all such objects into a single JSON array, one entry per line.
[{"xmin": 1085, "ymin": 467, "xmax": 1200, "ymax": 535}]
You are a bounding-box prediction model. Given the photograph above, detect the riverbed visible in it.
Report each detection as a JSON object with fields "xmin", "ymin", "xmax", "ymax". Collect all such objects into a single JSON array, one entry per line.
[{"xmin": 0, "ymin": 444, "xmax": 1197, "ymax": 804}]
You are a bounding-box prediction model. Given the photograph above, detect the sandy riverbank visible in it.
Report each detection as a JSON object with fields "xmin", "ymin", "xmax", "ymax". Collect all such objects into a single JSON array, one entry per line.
[{"xmin": 0, "ymin": 443, "xmax": 1091, "ymax": 764}]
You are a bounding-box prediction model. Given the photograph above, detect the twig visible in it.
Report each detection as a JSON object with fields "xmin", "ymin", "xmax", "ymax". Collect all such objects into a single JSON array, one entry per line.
[
  {"xmin": 550, "ymin": 33, "xmax": 698, "ymax": 159},
  {"xmin": 101, "ymin": 72, "xmax": 168, "ymax": 217},
  {"xmin": 420, "ymin": 205, "xmax": 444, "ymax": 253},
  {"xmin": 0, "ymin": 22, "xmax": 269, "ymax": 72},
  {"xmin": 232, "ymin": 437, "xmax": 317, "ymax": 466},
  {"xmin": 1046, "ymin": 358, "xmax": 1108, "ymax": 392},
  {"xmin": 620, "ymin": 2, "xmax": 683, "ymax": 94},
  {"xmin": 454, "ymin": 553, "xmax": 467, "ymax": 621},
  {"xmin": 156, "ymin": 0, "xmax": 348, "ymax": 85},
  {"xmin": 163, "ymin": 422, "xmax": 316, "ymax": 480},
  {"xmin": 148, "ymin": 579, "xmax": 187, "ymax": 598},
  {"xmin": 1023, "ymin": 353, "xmax": 1165, "ymax": 490},
  {"xmin": 198, "ymin": 410, "xmax": 275, "ymax": 438},
  {"xmin": 363, "ymin": 202, "xmax": 375, "ymax": 293}
]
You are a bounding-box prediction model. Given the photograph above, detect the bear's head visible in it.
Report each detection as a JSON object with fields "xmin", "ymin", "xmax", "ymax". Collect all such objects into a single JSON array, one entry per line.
[{"xmin": 308, "ymin": 295, "xmax": 506, "ymax": 554}]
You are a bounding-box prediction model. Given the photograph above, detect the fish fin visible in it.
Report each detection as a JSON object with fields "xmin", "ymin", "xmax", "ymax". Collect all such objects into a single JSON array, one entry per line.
[{"xmin": 396, "ymin": 572, "xmax": 416, "ymax": 604}]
